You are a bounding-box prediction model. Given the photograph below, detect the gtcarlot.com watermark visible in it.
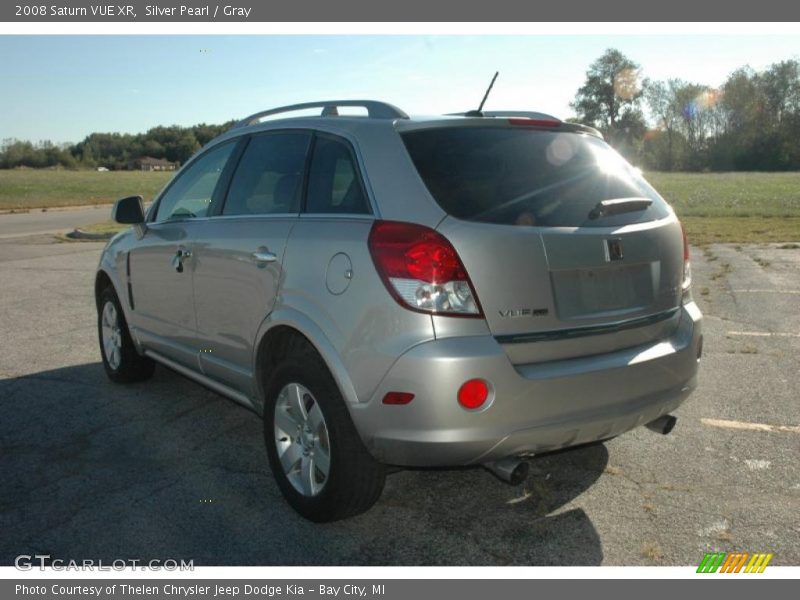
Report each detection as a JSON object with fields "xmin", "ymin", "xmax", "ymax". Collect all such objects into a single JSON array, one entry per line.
[{"xmin": 15, "ymin": 554, "xmax": 194, "ymax": 571}]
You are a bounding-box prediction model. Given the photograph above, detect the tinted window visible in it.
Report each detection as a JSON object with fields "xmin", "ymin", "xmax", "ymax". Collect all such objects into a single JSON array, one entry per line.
[
  {"xmin": 401, "ymin": 127, "xmax": 670, "ymax": 227},
  {"xmin": 306, "ymin": 136, "xmax": 370, "ymax": 214},
  {"xmin": 222, "ymin": 132, "xmax": 311, "ymax": 216},
  {"xmin": 155, "ymin": 142, "xmax": 235, "ymax": 222}
]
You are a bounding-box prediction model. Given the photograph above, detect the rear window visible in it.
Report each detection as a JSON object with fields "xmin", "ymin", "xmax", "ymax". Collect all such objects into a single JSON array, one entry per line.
[{"xmin": 401, "ymin": 127, "xmax": 670, "ymax": 227}]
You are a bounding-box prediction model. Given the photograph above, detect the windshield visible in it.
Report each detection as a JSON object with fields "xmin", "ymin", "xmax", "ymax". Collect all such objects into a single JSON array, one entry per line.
[{"xmin": 401, "ymin": 127, "xmax": 671, "ymax": 227}]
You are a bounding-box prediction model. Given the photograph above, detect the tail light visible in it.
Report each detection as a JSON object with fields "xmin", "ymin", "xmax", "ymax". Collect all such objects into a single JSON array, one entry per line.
[
  {"xmin": 368, "ymin": 220, "xmax": 483, "ymax": 317},
  {"xmin": 681, "ymin": 222, "xmax": 692, "ymax": 291}
]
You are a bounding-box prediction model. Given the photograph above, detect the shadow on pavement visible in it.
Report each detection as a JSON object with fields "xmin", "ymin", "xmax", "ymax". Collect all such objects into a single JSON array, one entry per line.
[{"xmin": 0, "ymin": 362, "xmax": 606, "ymax": 565}]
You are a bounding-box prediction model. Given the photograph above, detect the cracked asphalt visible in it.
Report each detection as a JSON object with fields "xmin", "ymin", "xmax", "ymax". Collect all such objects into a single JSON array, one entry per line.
[{"xmin": 0, "ymin": 235, "xmax": 798, "ymax": 566}]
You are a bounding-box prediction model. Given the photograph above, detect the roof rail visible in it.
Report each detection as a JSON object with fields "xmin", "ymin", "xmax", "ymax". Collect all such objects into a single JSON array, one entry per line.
[{"xmin": 235, "ymin": 100, "xmax": 409, "ymax": 128}]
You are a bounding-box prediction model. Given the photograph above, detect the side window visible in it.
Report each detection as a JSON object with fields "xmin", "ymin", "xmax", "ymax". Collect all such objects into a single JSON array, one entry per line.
[
  {"xmin": 155, "ymin": 142, "xmax": 235, "ymax": 222},
  {"xmin": 222, "ymin": 132, "xmax": 311, "ymax": 216},
  {"xmin": 306, "ymin": 136, "xmax": 370, "ymax": 214}
]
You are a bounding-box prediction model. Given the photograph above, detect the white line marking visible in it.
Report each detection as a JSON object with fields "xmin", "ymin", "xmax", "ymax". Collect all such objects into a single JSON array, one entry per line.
[
  {"xmin": 727, "ymin": 331, "xmax": 800, "ymax": 338},
  {"xmin": 506, "ymin": 489, "xmax": 534, "ymax": 505},
  {"xmin": 732, "ymin": 289, "xmax": 800, "ymax": 294},
  {"xmin": 744, "ymin": 459, "xmax": 771, "ymax": 470},
  {"xmin": 701, "ymin": 418, "xmax": 800, "ymax": 434}
]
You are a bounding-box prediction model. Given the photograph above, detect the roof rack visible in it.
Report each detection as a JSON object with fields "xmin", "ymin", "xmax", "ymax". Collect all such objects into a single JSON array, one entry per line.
[{"xmin": 235, "ymin": 100, "xmax": 409, "ymax": 128}]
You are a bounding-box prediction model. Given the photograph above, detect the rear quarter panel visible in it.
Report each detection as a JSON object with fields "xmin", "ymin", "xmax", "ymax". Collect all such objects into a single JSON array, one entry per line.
[{"xmin": 274, "ymin": 217, "xmax": 436, "ymax": 405}]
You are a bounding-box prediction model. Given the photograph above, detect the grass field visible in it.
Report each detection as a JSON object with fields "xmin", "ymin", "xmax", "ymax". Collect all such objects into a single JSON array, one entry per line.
[
  {"xmin": 646, "ymin": 171, "xmax": 800, "ymax": 217},
  {"xmin": 646, "ymin": 172, "xmax": 800, "ymax": 244},
  {"xmin": 0, "ymin": 169, "xmax": 173, "ymax": 211},
  {"xmin": 2, "ymin": 169, "xmax": 799, "ymax": 243}
]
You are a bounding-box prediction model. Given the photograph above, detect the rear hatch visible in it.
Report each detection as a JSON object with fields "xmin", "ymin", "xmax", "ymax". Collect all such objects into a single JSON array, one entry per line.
[{"xmin": 400, "ymin": 122, "xmax": 685, "ymax": 363}]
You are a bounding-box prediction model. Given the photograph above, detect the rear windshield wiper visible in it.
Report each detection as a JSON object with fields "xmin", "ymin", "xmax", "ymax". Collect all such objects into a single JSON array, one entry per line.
[{"xmin": 588, "ymin": 197, "xmax": 653, "ymax": 220}]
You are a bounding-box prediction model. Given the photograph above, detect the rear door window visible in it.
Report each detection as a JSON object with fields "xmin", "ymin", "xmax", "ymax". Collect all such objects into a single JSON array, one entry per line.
[
  {"xmin": 305, "ymin": 136, "xmax": 370, "ymax": 215},
  {"xmin": 401, "ymin": 127, "xmax": 670, "ymax": 227},
  {"xmin": 222, "ymin": 132, "xmax": 311, "ymax": 216}
]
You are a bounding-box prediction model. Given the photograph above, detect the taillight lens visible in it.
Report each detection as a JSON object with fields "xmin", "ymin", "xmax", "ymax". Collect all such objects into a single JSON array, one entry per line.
[
  {"xmin": 681, "ymin": 222, "xmax": 692, "ymax": 291},
  {"xmin": 368, "ymin": 220, "xmax": 482, "ymax": 317}
]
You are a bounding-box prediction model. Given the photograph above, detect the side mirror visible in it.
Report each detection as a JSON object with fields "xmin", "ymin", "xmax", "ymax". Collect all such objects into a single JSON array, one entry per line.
[{"xmin": 112, "ymin": 195, "xmax": 145, "ymax": 225}]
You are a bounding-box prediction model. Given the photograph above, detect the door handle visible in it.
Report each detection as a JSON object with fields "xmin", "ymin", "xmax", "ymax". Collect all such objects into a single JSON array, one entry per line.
[
  {"xmin": 252, "ymin": 250, "xmax": 277, "ymax": 265},
  {"xmin": 172, "ymin": 248, "xmax": 192, "ymax": 273}
]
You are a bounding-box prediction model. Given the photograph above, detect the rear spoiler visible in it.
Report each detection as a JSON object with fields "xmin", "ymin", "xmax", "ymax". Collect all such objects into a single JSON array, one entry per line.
[{"xmin": 445, "ymin": 111, "xmax": 603, "ymax": 139}]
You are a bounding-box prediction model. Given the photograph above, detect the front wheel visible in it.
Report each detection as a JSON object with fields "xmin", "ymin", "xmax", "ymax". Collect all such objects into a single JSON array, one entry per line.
[
  {"xmin": 97, "ymin": 287, "xmax": 155, "ymax": 383},
  {"xmin": 263, "ymin": 344, "xmax": 385, "ymax": 522}
]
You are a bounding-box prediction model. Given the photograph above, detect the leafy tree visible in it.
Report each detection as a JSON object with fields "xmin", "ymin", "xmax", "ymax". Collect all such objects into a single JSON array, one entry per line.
[
  {"xmin": 760, "ymin": 60, "xmax": 800, "ymax": 124},
  {"xmin": 571, "ymin": 48, "xmax": 646, "ymax": 159},
  {"xmin": 674, "ymin": 82, "xmax": 713, "ymax": 170},
  {"xmin": 174, "ymin": 132, "xmax": 201, "ymax": 165},
  {"xmin": 644, "ymin": 79, "xmax": 683, "ymax": 170},
  {"xmin": 80, "ymin": 144, "xmax": 96, "ymax": 168}
]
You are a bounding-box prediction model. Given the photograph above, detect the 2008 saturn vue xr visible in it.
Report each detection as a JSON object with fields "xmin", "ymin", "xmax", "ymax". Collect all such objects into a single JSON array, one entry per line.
[{"xmin": 95, "ymin": 100, "xmax": 702, "ymax": 521}]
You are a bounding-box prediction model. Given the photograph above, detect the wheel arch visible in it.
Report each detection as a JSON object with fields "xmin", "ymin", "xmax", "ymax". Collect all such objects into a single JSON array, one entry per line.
[
  {"xmin": 253, "ymin": 309, "xmax": 361, "ymax": 414},
  {"xmin": 94, "ymin": 269, "xmax": 115, "ymax": 307},
  {"xmin": 95, "ymin": 267, "xmax": 130, "ymax": 313},
  {"xmin": 94, "ymin": 266, "xmax": 141, "ymax": 347}
]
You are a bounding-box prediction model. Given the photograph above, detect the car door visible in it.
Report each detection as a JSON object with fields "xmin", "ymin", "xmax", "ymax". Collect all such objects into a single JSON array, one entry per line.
[
  {"xmin": 127, "ymin": 140, "xmax": 238, "ymax": 368},
  {"xmin": 191, "ymin": 130, "xmax": 312, "ymax": 395}
]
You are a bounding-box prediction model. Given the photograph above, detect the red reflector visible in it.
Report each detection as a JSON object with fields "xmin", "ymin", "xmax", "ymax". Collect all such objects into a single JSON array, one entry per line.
[
  {"xmin": 382, "ymin": 391, "xmax": 415, "ymax": 405},
  {"xmin": 457, "ymin": 379, "xmax": 489, "ymax": 410},
  {"xmin": 508, "ymin": 117, "xmax": 562, "ymax": 128}
]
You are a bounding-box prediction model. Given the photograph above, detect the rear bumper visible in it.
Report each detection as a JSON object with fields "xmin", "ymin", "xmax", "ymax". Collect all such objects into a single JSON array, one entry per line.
[{"xmin": 349, "ymin": 301, "xmax": 702, "ymax": 466}]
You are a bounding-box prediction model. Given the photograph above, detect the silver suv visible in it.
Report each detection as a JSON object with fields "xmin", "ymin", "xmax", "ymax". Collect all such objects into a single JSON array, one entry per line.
[{"xmin": 96, "ymin": 100, "xmax": 702, "ymax": 521}]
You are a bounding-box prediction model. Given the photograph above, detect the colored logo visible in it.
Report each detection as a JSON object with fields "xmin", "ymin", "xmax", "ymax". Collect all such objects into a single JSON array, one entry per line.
[{"xmin": 697, "ymin": 552, "xmax": 773, "ymax": 573}]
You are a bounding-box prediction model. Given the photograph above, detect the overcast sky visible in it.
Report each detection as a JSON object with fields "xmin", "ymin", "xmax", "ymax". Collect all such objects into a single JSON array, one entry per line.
[{"xmin": 1, "ymin": 34, "xmax": 798, "ymax": 143}]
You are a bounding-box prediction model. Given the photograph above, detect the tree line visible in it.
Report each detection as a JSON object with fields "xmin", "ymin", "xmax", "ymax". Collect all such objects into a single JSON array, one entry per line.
[
  {"xmin": 0, "ymin": 121, "xmax": 234, "ymax": 171},
  {"xmin": 2, "ymin": 49, "xmax": 800, "ymax": 172},
  {"xmin": 571, "ymin": 49, "xmax": 800, "ymax": 171}
]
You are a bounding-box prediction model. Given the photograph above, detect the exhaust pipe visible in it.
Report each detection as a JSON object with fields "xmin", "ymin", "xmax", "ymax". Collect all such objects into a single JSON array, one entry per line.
[
  {"xmin": 646, "ymin": 414, "xmax": 677, "ymax": 435},
  {"xmin": 484, "ymin": 457, "xmax": 529, "ymax": 485}
]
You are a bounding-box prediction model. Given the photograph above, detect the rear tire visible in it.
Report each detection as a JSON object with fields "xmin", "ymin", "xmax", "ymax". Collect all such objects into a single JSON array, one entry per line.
[
  {"xmin": 263, "ymin": 338, "xmax": 385, "ymax": 522},
  {"xmin": 97, "ymin": 286, "xmax": 155, "ymax": 383}
]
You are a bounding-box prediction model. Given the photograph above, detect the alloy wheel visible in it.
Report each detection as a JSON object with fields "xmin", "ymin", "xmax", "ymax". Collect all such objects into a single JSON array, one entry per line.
[{"xmin": 273, "ymin": 382, "xmax": 331, "ymax": 497}]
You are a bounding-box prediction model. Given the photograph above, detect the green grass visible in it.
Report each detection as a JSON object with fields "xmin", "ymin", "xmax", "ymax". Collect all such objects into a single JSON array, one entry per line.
[
  {"xmin": 646, "ymin": 171, "xmax": 800, "ymax": 218},
  {"xmin": 79, "ymin": 221, "xmax": 127, "ymax": 235},
  {"xmin": 0, "ymin": 169, "xmax": 173, "ymax": 210},
  {"xmin": 681, "ymin": 216, "xmax": 800, "ymax": 245},
  {"xmin": 641, "ymin": 171, "xmax": 800, "ymax": 244},
  {"xmin": 54, "ymin": 220, "xmax": 129, "ymax": 243},
  {"xmin": 53, "ymin": 221, "xmax": 130, "ymax": 243}
]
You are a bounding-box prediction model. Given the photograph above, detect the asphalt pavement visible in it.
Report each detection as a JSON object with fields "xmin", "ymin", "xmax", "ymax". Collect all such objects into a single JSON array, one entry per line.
[
  {"xmin": 0, "ymin": 205, "xmax": 113, "ymax": 239},
  {"xmin": 0, "ymin": 235, "xmax": 798, "ymax": 566}
]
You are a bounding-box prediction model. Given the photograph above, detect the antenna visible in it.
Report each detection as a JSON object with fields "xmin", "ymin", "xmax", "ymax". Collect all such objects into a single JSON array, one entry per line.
[{"xmin": 465, "ymin": 71, "xmax": 499, "ymax": 117}]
